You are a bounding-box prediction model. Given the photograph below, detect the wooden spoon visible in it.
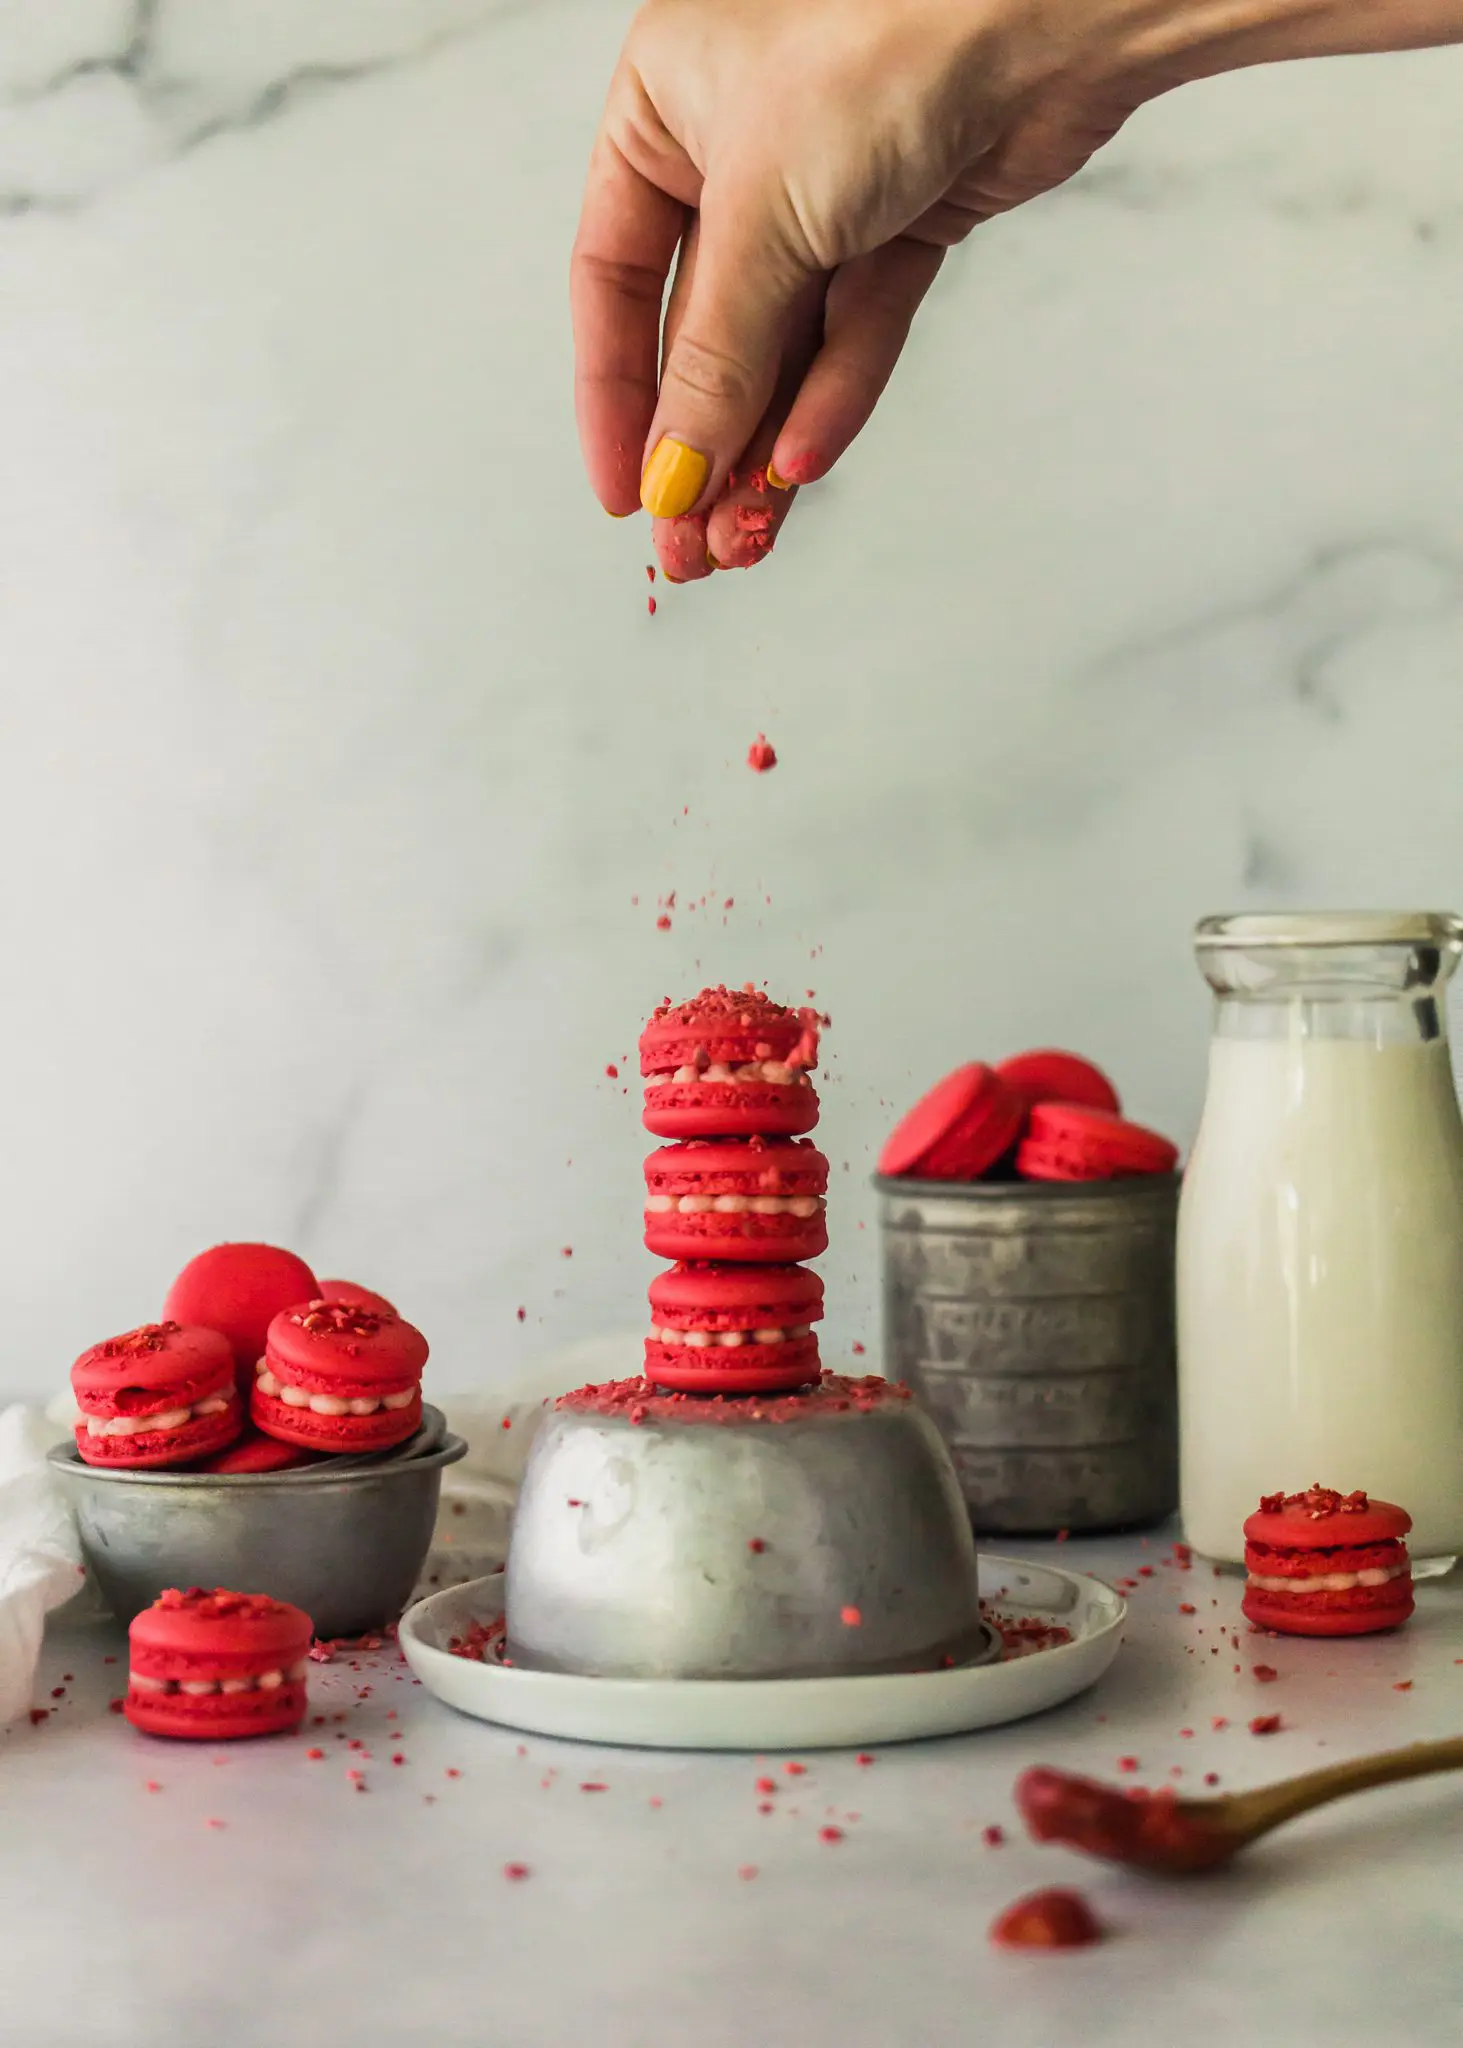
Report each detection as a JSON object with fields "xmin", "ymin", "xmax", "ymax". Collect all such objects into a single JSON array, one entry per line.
[{"xmin": 1016, "ymin": 1738, "xmax": 1463, "ymax": 1874}]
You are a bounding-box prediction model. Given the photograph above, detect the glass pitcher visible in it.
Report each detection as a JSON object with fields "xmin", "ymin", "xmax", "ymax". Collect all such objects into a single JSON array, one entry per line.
[{"xmin": 1177, "ymin": 911, "xmax": 1463, "ymax": 1565}]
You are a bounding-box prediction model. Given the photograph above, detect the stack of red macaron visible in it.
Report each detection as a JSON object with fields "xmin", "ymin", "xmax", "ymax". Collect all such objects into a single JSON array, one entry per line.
[
  {"xmin": 70, "ymin": 1241, "xmax": 427, "ymax": 1474},
  {"xmin": 641, "ymin": 986, "xmax": 828, "ymax": 1395},
  {"xmin": 878, "ymin": 1050, "xmax": 1179, "ymax": 1185}
]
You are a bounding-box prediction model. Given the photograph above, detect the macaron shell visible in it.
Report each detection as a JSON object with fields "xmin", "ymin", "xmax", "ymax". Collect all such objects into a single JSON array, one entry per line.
[
  {"xmin": 124, "ymin": 1682, "xmax": 307, "ymax": 1741},
  {"xmin": 877, "ymin": 1064, "xmax": 1023, "ymax": 1180},
  {"xmin": 1242, "ymin": 1495, "xmax": 1412, "ymax": 1550},
  {"xmin": 318, "ymin": 1280, "xmax": 398, "ymax": 1316},
  {"xmin": 1019, "ymin": 1103, "xmax": 1178, "ymax": 1180},
  {"xmin": 71, "ymin": 1323, "xmax": 237, "ymax": 1409},
  {"xmin": 644, "ymin": 1140, "xmax": 829, "ymax": 1197},
  {"xmin": 645, "ymin": 1334, "xmax": 821, "ymax": 1395},
  {"xmin": 251, "ymin": 1382, "xmax": 421, "ymax": 1453},
  {"xmin": 639, "ymin": 988, "xmax": 820, "ymax": 1074},
  {"xmin": 996, "ymin": 1050, "xmax": 1122, "ymax": 1115},
  {"xmin": 645, "ymin": 1212, "xmax": 829, "ymax": 1264},
  {"xmin": 196, "ymin": 1428, "xmax": 322, "ymax": 1474},
  {"xmin": 643, "ymin": 1082, "xmax": 819, "ymax": 1140},
  {"xmin": 163, "ymin": 1244, "xmax": 320, "ymax": 1386},
  {"xmin": 129, "ymin": 1589, "xmax": 313, "ymax": 1667},
  {"xmin": 264, "ymin": 1301, "xmax": 429, "ymax": 1388},
  {"xmin": 649, "ymin": 1261, "xmax": 825, "ymax": 1325},
  {"xmin": 1241, "ymin": 1583, "xmax": 1414, "ymax": 1636},
  {"xmin": 73, "ymin": 1401, "xmax": 243, "ymax": 1471}
]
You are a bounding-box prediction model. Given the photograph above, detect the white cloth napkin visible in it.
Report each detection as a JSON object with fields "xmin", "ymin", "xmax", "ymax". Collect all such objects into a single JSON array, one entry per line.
[{"xmin": 0, "ymin": 1406, "xmax": 84, "ymax": 1727}]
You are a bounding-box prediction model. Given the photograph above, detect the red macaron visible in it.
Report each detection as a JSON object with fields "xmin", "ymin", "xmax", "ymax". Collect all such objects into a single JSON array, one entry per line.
[
  {"xmin": 646, "ymin": 1262, "xmax": 824, "ymax": 1394},
  {"xmin": 195, "ymin": 1427, "xmax": 322, "ymax": 1475},
  {"xmin": 318, "ymin": 1279, "xmax": 397, "ymax": 1316},
  {"xmin": 125, "ymin": 1587, "xmax": 312, "ymax": 1740},
  {"xmin": 164, "ymin": 1242, "xmax": 320, "ymax": 1397},
  {"xmin": 72, "ymin": 1323, "xmax": 242, "ymax": 1470},
  {"xmin": 645, "ymin": 1140, "xmax": 829, "ymax": 1263},
  {"xmin": 996, "ymin": 1049, "xmax": 1121, "ymax": 1117},
  {"xmin": 251, "ymin": 1299, "xmax": 427, "ymax": 1454},
  {"xmin": 641, "ymin": 986, "xmax": 821, "ymax": 1140},
  {"xmin": 1015, "ymin": 1102, "xmax": 1178, "ymax": 1181},
  {"xmin": 877, "ymin": 1063, "xmax": 1026, "ymax": 1180},
  {"xmin": 1241, "ymin": 1486, "xmax": 1414, "ymax": 1637}
]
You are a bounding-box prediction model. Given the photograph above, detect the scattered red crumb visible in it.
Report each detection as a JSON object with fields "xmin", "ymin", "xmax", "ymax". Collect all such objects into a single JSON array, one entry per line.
[
  {"xmin": 446, "ymin": 1768, "xmax": 463, "ymax": 1779},
  {"xmin": 645, "ymin": 564, "xmax": 655, "ymax": 582},
  {"xmin": 516, "ymin": 1307, "xmax": 526, "ymax": 1322},
  {"xmin": 29, "ymin": 1708, "xmax": 50, "ymax": 1725},
  {"xmin": 756, "ymin": 1777, "xmax": 776, "ymax": 1795},
  {"xmin": 1179, "ymin": 1728, "xmax": 1194, "ymax": 1739},
  {"xmin": 1179, "ymin": 1604, "xmax": 1197, "ymax": 1615},
  {"xmin": 1249, "ymin": 1715, "xmax": 1282, "ymax": 1736},
  {"xmin": 991, "ymin": 1888, "xmax": 1103, "ymax": 1950},
  {"xmin": 580, "ymin": 1782, "xmax": 608, "ymax": 1793},
  {"xmin": 1253, "ymin": 1664, "xmax": 1279, "ymax": 1683},
  {"xmin": 738, "ymin": 1865, "xmax": 759, "ymax": 1881},
  {"xmin": 649, "ymin": 1796, "xmax": 663, "ymax": 1808},
  {"xmin": 656, "ymin": 914, "xmax": 671, "ymax": 931},
  {"xmin": 1174, "ymin": 1544, "xmax": 1192, "ymax": 1570},
  {"xmin": 1204, "ymin": 1773, "xmax": 1220, "ymax": 1786},
  {"xmin": 50, "ymin": 1686, "xmax": 66, "ymax": 1699},
  {"xmin": 1393, "ymin": 1681, "xmax": 1414, "ymax": 1692},
  {"xmin": 1138, "ymin": 1567, "xmax": 1154, "ymax": 1578},
  {"xmin": 758, "ymin": 1802, "xmax": 774, "ymax": 1815},
  {"xmin": 504, "ymin": 1863, "xmax": 531, "ymax": 1881},
  {"xmin": 983, "ymin": 1825, "xmax": 1006, "ymax": 1847},
  {"xmin": 1212, "ymin": 1717, "xmax": 1229, "ymax": 1730},
  {"xmin": 392, "ymin": 1754, "xmax": 406, "ymax": 1766},
  {"xmin": 447, "ymin": 1616, "xmax": 507, "ymax": 1663},
  {"xmin": 983, "ymin": 1607, "xmax": 1075, "ymax": 1659},
  {"xmin": 747, "ymin": 1538, "xmax": 766, "ymax": 1554},
  {"xmin": 605, "ymin": 1064, "xmax": 619, "ymax": 1078},
  {"xmin": 206, "ymin": 1818, "xmax": 226, "ymax": 1830},
  {"xmin": 747, "ymin": 734, "xmax": 777, "ymax": 774},
  {"xmin": 103, "ymin": 1655, "xmax": 116, "ymax": 1665},
  {"xmin": 145, "ymin": 1781, "xmax": 163, "ymax": 1793},
  {"xmin": 819, "ymin": 1825, "xmax": 844, "ymax": 1844},
  {"xmin": 647, "ymin": 596, "xmax": 657, "ymax": 616},
  {"xmin": 306, "ymin": 1748, "xmax": 324, "ymax": 1760},
  {"xmin": 107, "ymin": 1699, "xmax": 123, "ymax": 1715},
  {"xmin": 856, "ymin": 1753, "xmax": 876, "ymax": 1767},
  {"xmin": 840, "ymin": 1606, "xmax": 863, "ymax": 1628},
  {"xmin": 1055, "ymin": 1529, "xmax": 1070, "ymax": 1543},
  {"xmin": 1117, "ymin": 1757, "xmax": 1139, "ymax": 1773},
  {"xmin": 783, "ymin": 1762, "xmax": 807, "ymax": 1777}
]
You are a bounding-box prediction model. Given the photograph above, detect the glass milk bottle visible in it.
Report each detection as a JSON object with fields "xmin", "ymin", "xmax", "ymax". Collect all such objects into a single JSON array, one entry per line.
[{"xmin": 1177, "ymin": 912, "xmax": 1463, "ymax": 1564}]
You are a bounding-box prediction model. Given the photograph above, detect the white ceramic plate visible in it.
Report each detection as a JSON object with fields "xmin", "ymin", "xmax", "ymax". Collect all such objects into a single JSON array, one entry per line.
[{"xmin": 398, "ymin": 1556, "xmax": 1125, "ymax": 1751}]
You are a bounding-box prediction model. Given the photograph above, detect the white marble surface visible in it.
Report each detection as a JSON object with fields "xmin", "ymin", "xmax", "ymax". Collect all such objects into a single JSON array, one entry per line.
[
  {"xmin": 8, "ymin": 1529, "xmax": 1463, "ymax": 2047},
  {"xmin": 3, "ymin": 5, "xmax": 1463, "ymax": 1400}
]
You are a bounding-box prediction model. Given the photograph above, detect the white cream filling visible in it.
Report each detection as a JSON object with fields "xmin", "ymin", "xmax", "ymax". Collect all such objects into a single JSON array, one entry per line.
[
  {"xmin": 84, "ymin": 1386, "xmax": 236, "ymax": 1438},
  {"xmin": 129, "ymin": 1659, "xmax": 309, "ymax": 1695},
  {"xmin": 653, "ymin": 1324, "xmax": 813, "ymax": 1348},
  {"xmin": 644, "ymin": 1194, "xmax": 824, "ymax": 1218},
  {"xmin": 254, "ymin": 1358, "xmax": 417, "ymax": 1415},
  {"xmin": 1247, "ymin": 1563, "xmax": 1409, "ymax": 1594},
  {"xmin": 646, "ymin": 1062, "xmax": 812, "ymax": 1090}
]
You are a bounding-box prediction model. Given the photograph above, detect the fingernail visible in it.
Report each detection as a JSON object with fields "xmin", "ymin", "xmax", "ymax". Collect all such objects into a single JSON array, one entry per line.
[
  {"xmin": 642, "ymin": 438, "xmax": 708, "ymax": 519},
  {"xmin": 766, "ymin": 460, "xmax": 790, "ymax": 492},
  {"xmin": 664, "ymin": 572, "xmax": 687, "ymax": 584},
  {"xmin": 605, "ymin": 506, "xmax": 635, "ymax": 519},
  {"xmin": 705, "ymin": 551, "xmax": 721, "ymax": 570}
]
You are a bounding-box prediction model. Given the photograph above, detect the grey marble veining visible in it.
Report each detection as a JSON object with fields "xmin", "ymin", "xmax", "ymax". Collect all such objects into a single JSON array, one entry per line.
[{"xmin": 1, "ymin": 2, "xmax": 1462, "ymax": 1400}]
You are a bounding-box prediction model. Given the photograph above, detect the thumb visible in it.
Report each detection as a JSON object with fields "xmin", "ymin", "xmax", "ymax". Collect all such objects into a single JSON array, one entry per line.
[{"xmin": 640, "ymin": 182, "xmax": 813, "ymax": 520}]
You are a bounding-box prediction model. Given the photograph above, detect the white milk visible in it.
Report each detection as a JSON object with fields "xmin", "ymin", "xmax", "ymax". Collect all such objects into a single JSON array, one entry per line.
[{"xmin": 1177, "ymin": 1035, "xmax": 1463, "ymax": 1561}]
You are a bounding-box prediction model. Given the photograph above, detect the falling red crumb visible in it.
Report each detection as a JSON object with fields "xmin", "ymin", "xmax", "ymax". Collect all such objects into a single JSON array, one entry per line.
[
  {"xmin": 1212, "ymin": 1717, "xmax": 1229, "ymax": 1731},
  {"xmin": 145, "ymin": 1781, "xmax": 163, "ymax": 1793},
  {"xmin": 738, "ymin": 1865, "xmax": 759, "ymax": 1881},
  {"xmin": 1117, "ymin": 1757, "xmax": 1139, "ymax": 1773},
  {"xmin": 819, "ymin": 1826, "xmax": 844, "ymax": 1844},
  {"xmin": 306, "ymin": 1748, "xmax": 324, "ymax": 1761},
  {"xmin": 515, "ymin": 1307, "xmax": 526, "ymax": 1322},
  {"xmin": 581, "ymin": 1782, "xmax": 608, "ymax": 1793},
  {"xmin": 605, "ymin": 1064, "xmax": 619, "ymax": 1078},
  {"xmin": 747, "ymin": 1538, "xmax": 766, "ymax": 1554},
  {"xmin": 747, "ymin": 734, "xmax": 777, "ymax": 774},
  {"xmin": 1204, "ymin": 1773, "xmax": 1220, "ymax": 1786},
  {"xmin": 647, "ymin": 596, "xmax": 657, "ymax": 616},
  {"xmin": 1179, "ymin": 1728, "xmax": 1194, "ymax": 1739},
  {"xmin": 504, "ymin": 1862, "xmax": 531, "ymax": 1881},
  {"xmin": 1393, "ymin": 1681, "xmax": 1414, "ymax": 1692},
  {"xmin": 1179, "ymin": 1604, "xmax": 1197, "ymax": 1615},
  {"xmin": 983, "ymin": 1825, "xmax": 1006, "ymax": 1847},
  {"xmin": 1249, "ymin": 1715, "xmax": 1282, "ymax": 1736},
  {"xmin": 1138, "ymin": 1567, "xmax": 1154, "ymax": 1578},
  {"xmin": 561, "ymin": 1246, "xmax": 573, "ymax": 1259},
  {"xmin": 446, "ymin": 1768, "xmax": 462, "ymax": 1779},
  {"xmin": 756, "ymin": 1777, "xmax": 776, "ymax": 1795},
  {"xmin": 851, "ymin": 1341, "xmax": 866, "ymax": 1356},
  {"xmin": 206, "ymin": 1818, "xmax": 226, "ymax": 1830},
  {"xmin": 784, "ymin": 1761, "xmax": 807, "ymax": 1777},
  {"xmin": 656, "ymin": 914, "xmax": 671, "ymax": 931},
  {"xmin": 840, "ymin": 1605, "xmax": 863, "ymax": 1628},
  {"xmin": 1253, "ymin": 1664, "xmax": 1279, "ymax": 1683},
  {"xmin": 856, "ymin": 1753, "xmax": 876, "ymax": 1767},
  {"xmin": 649, "ymin": 1797, "xmax": 663, "ymax": 1809},
  {"xmin": 645, "ymin": 564, "xmax": 655, "ymax": 582}
]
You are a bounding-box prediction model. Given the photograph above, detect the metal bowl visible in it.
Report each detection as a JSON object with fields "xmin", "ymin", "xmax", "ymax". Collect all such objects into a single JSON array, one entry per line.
[
  {"xmin": 48, "ymin": 1409, "xmax": 467, "ymax": 1637},
  {"xmin": 505, "ymin": 1377, "xmax": 992, "ymax": 1680}
]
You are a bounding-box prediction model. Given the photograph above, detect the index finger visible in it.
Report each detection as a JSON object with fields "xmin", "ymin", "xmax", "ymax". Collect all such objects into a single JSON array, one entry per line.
[{"xmin": 571, "ymin": 118, "xmax": 686, "ymax": 516}]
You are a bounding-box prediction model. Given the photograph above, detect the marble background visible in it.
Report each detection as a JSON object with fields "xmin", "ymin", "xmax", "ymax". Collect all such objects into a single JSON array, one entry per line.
[{"xmin": 2, "ymin": 2, "xmax": 1461, "ymax": 1401}]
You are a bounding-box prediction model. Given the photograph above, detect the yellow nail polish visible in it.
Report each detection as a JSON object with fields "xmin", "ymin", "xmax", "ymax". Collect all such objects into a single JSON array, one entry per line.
[
  {"xmin": 605, "ymin": 506, "xmax": 635, "ymax": 519},
  {"xmin": 642, "ymin": 437, "xmax": 709, "ymax": 519},
  {"xmin": 664, "ymin": 572, "xmax": 687, "ymax": 584},
  {"xmin": 705, "ymin": 551, "xmax": 721, "ymax": 570},
  {"xmin": 766, "ymin": 460, "xmax": 790, "ymax": 492}
]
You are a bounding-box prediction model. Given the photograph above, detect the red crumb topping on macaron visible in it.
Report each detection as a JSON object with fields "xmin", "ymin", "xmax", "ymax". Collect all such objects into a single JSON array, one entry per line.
[
  {"xmin": 252, "ymin": 1300, "xmax": 428, "ymax": 1455},
  {"xmin": 641, "ymin": 986, "xmax": 823, "ymax": 1140},
  {"xmin": 558, "ymin": 1371, "xmax": 910, "ymax": 1425}
]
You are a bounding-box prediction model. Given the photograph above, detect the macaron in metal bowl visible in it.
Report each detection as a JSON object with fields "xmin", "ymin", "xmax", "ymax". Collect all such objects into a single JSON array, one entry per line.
[{"xmin": 48, "ymin": 1405, "xmax": 465, "ymax": 1638}]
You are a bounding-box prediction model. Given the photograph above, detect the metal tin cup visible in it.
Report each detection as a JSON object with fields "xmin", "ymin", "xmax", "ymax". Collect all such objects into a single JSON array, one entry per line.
[{"xmin": 875, "ymin": 1174, "xmax": 1179, "ymax": 1534}]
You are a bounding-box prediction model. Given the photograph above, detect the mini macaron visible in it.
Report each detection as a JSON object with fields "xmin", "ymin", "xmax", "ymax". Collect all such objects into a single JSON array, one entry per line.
[
  {"xmin": 644, "ymin": 1140, "xmax": 829, "ymax": 1263},
  {"xmin": 1015, "ymin": 1102, "xmax": 1178, "ymax": 1181},
  {"xmin": 318, "ymin": 1279, "xmax": 397, "ymax": 1316},
  {"xmin": 646, "ymin": 1262, "xmax": 824, "ymax": 1394},
  {"xmin": 164, "ymin": 1242, "xmax": 320, "ymax": 1396},
  {"xmin": 125, "ymin": 1587, "xmax": 312, "ymax": 1740},
  {"xmin": 877, "ymin": 1063, "xmax": 1025, "ymax": 1180},
  {"xmin": 72, "ymin": 1322, "xmax": 242, "ymax": 1470},
  {"xmin": 1241, "ymin": 1486, "xmax": 1414, "ymax": 1637},
  {"xmin": 641, "ymin": 986, "xmax": 821, "ymax": 1139},
  {"xmin": 252, "ymin": 1299, "xmax": 427, "ymax": 1453},
  {"xmin": 996, "ymin": 1049, "xmax": 1121, "ymax": 1117}
]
